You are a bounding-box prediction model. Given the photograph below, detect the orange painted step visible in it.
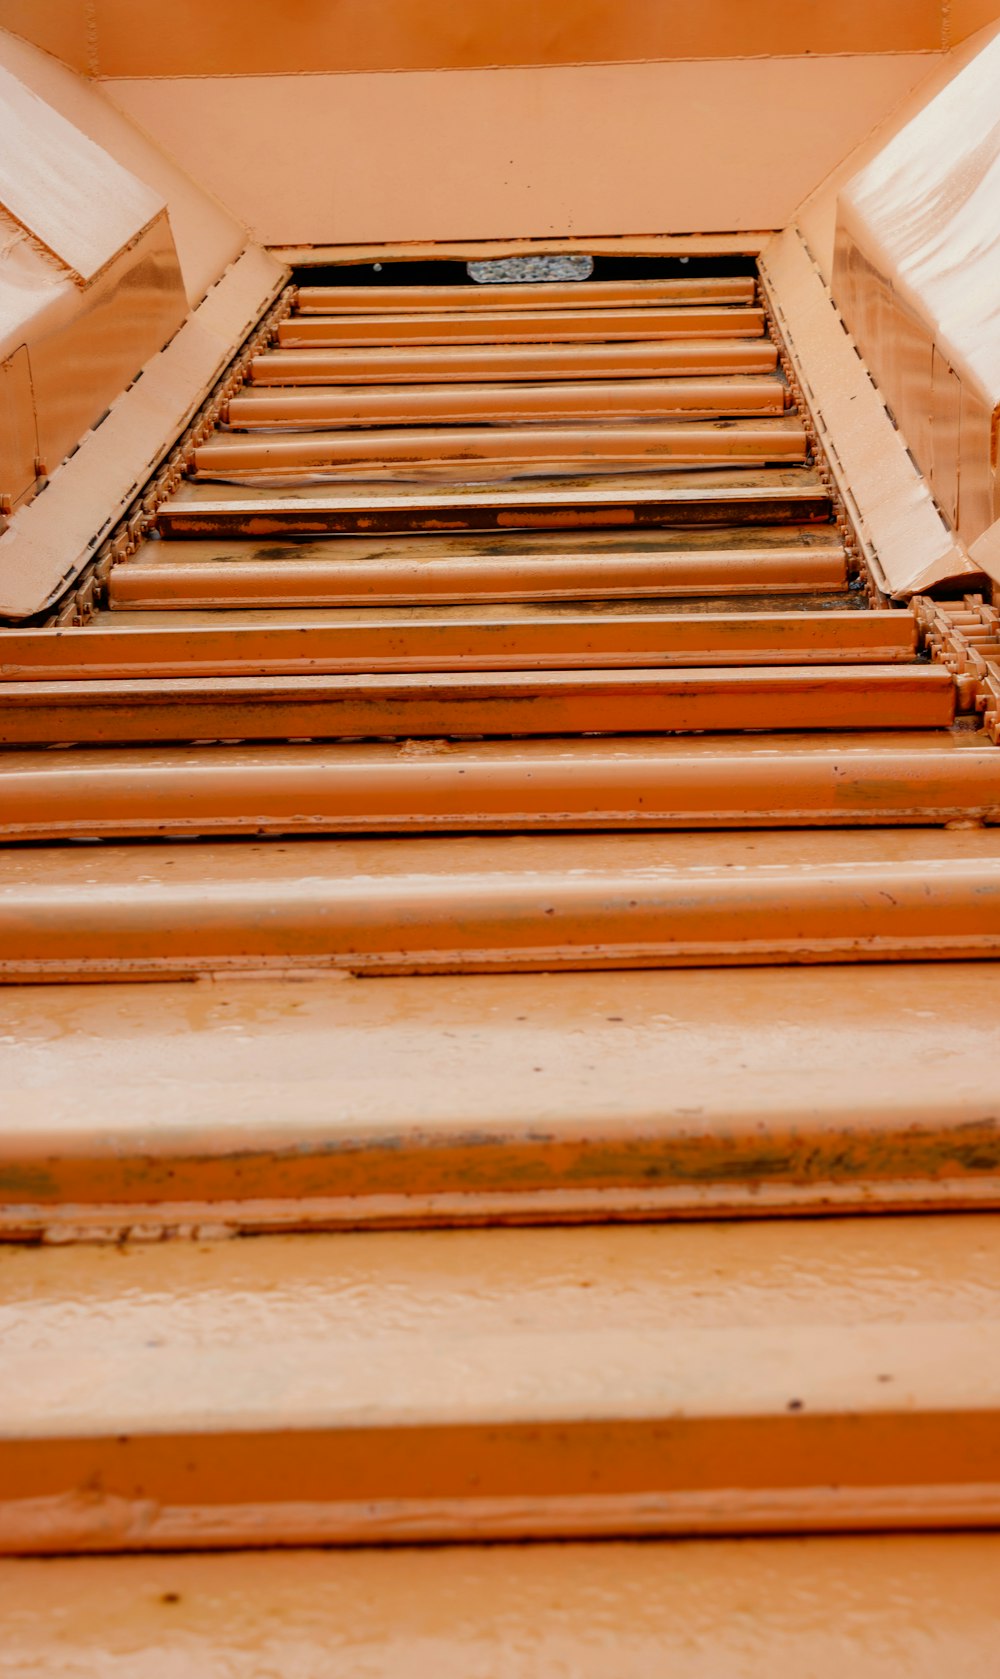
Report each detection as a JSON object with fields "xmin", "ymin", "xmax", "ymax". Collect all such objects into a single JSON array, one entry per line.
[
  {"xmin": 3, "ymin": 1537, "xmax": 998, "ymax": 1674},
  {"xmin": 3, "ymin": 732, "xmax": 994, "ymax": 843},
  {"xmin": 250, "ymin": 338, "xmax": 780, "ymax": 384},
  {"xmin": 1, "ymin": 827, "xmax": 998, "ymax": 981},
  {"xmin": 191, "ymin": 418, "xmax": 809, "ymax": 482},
  {"xmin": 108, "ymin": 531, "xmax": 848, "ymax": 608},
  {"xmin": 3, "ymin": 965, "xmax": 1000, "ymax": 1236},
  {"xmin": 225, "ymin": 376, "xmax": 787, "ymax": 428},
  {"xmin": 294, "ymin": 276, "xmax": 757, "ymax": 312},
  {"xmin": 2, "ymin": 1215, "xmax": 1000, "ymax": 1549},
  {"xmin": 0, "ymin": 665, "xmax": 955, "ymax": 745},
  {"xmin": 156, "ymin": 470, "xmax": 833, "ymax": 537},
  {"xmin": 0, "ymin": 611, "xmax": 916, "ymax": 680},
  {"xmin": 277, "ymin": 306, "xmax": 767, "ymax": 348}
]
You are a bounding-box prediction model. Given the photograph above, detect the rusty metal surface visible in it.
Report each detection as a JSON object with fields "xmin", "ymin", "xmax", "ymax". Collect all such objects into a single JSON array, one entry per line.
[
  {"xmin": 251, "ymin": 340, "xmax": 781, "ymax": 385},
  {"xmin": 2, "ymin": 1213, "xmax": 1000, "ymax": 1550},
  {"xmin": 158, "ymin": 470, "xmax": 833, "ymax": 537},
  {"xmin": 1, "ymin": 732, "xmax": 995, "ymax": 844},
  {"xmin": 279, "ymin": 307, "xmax": 767, "ymax": 349},
  {"xmin": 0, "ymin": 664, "xmax": 954, "ymax": 746},
  {"xmin": 227, "ymin": 378, "xmax": 788, "ymax": 429},
  {"xmin": 2, "ymin": 826, "xmax": 997, "ymax": 980},
  {"xmin": 108, "ymin": 531, "xmax": 848, "ymax": 608}
]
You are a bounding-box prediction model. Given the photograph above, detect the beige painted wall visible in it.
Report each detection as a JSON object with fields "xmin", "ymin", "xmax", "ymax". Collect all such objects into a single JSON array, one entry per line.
[{"xmin": 103, "ymin": 55, "xmax": 937, "ymax": 248}]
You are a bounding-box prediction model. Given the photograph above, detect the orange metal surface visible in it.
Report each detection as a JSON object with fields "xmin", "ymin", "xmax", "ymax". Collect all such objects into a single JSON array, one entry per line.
[
  {"xmin": 103, "ymin": 57, "xmax": 936, "ymax": 247},
  {"xmin": 0, "ymin": 247, "xmax": 288, "ymax": 621},
  {"xmin": 7, "ymin": 5, "xmax": 1000, "ymax": 1641},
  {"xmin": 4, "ymin": 732, "xmax": 993, "ymax": 843},
  {"xmin": 251, "ymin": 340, "xmax": 781, "ymax": 385},
  {"xmin": 0, "ymin": 59, "xmax": 165, "ymax": 286},
  {"xmin": 2, "ymin": 1214, "xmax": 1000, "ymax": 1550},
  {"xmin": 0, "ymin": 212, "xmax": 187, "ymax": 496},
  {"xmin": 0, "ymin": 27, "xmax": 247, "ymax": 307},
  {"xmin": 833, "ymin": 30, "xmax": 1000, "ymax": 547},
  {"xmin": 0, "ymin": 664, "xmax": 954, "ymax": 747},
  {"xmin": 759, "ymin": 231, "xmax": 979, "ymax": 598},
  {"xmin": 0, "ymin": 612, "xmax": 916, "ymax": 679},
  {"xmin": 4, "ymin": 964, "xmax": 1000, "ymax": 1234},
  {"xmin": 107, "ymin": 532, "xmax": 848, "ymax": 608},
  {"xmin": 47, "ymin": 0, "xmax": 956, "ymax": 77},
  {"xmin": 282, "ymin": 237, "xmax": 773, "ymax": 264},
  {"xmin": 296, "ymin": 278, "xmax": 757, "ymax": 314},
  {"xmin": 278, "ymin": 308, "xmax": 767, "ymax": 349},
  {"xmin": 227, "ymin": 378, "xmax": 788, "ymax": 429},
  {"xmin": 191, "ymin": 420, "xmax": 810, "ymax": 483},
  {"xmin": 159, "ymin": 470, "xmax": 832, "ymax": 537},
  {"xmin": 3, "ymin": 1535, "xmax": 1000, "ymax": 1677},
  {"xmin": 2, "ymin": 826, "xmax": 996, "ymax": 981}
]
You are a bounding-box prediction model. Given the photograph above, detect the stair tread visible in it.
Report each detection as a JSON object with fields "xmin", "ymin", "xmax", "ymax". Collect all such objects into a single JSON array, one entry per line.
[
  {"xmin": 2, "ymin": 1214, "xmax": 1000, "ymax": 1547},
  {"xmin": 190, "ymin": 418, "xmax": 809, "ymax": 483},
  {"xmin": 2, "ymin": 963, "xmax": 1000, "ymax": 1233},
  {"xmin": 0, "ymin": 664, "xmax": 955, "ymax": 745},
  {"xmin": 2, "ymin": 731, "xmax": 994, "ymax": 841},
  {"xmin": 156, "ymin": 467, "xmax": 831, "ymax": 539},
  {"xmin": 250, "ymin": 337, "xmax": 781, "ymax": 383},
  {"xmin": 0, "ymin": 611, "xmax": 915, "ymax": 679},
  {"xmin": 226, "ymin": 375, "xmax": 788, "ymax": 427},
  {"xmin": 1, "ymin": 826, "xmax": 997, "ymax": 979},
  {"xmin": 294, "ymin": 276, "xmax": 758, "ymax": 312},
  {"xmin": 111, "ymin": 529, "xmax": 848, "ymax": 607},
  {"xmin": 277, "ymin": 305, "xmax": 767, "ymax": 347},
  {"xmin": 2, "ymin": 1536, "xmax": 998, "ymax": 1675}
]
